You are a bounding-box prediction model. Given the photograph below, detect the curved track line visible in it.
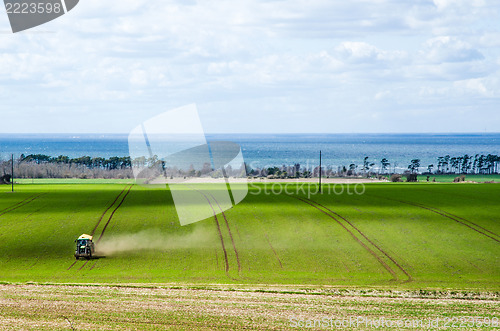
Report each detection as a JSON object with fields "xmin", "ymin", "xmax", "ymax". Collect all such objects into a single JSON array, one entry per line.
[
  {"xmin": 294, "ymin": 196, "xmax": 399, "ymax": 281},
  {"xmin": 301, "ymin": 197, "xmax": 412, "ymax": 282},
  {"xmin": 426, "ymin": 206, "xmax": 498, "ymax": 238},
  {"xmin": 205, "ymin": 192, "xmax": 241, "ymax": 273},
  {"xmin": 97, "ymin": 185, "xmax": 133, "ymax": 243},
  {"xmin": 369, "ymin": 194, "xmax": 499, "ymax": 243},
  {"xmin": 91, "ymin": 185, "xmax": 129, "ymax": 236},
  {"xmin": 183, "ymin": 185, "xmax": 230, "ymax": 274},
  {"xmin": 406, "ymin": 201, "xmax": 499, "ymax": 243},
  {"xmin": 0, "ymin": 194, "xmax": 37, "ymax": 214},
  {"xmin": 0, "ymin": 194, "xmax": 44, "ymax": 217},
  {"xmin": 68, "ymin": 186, "xmax": 128, "ymax": 271},
  {"xmin": 265, "ymin": 233, "xmax": 283, "ymax": 269}
]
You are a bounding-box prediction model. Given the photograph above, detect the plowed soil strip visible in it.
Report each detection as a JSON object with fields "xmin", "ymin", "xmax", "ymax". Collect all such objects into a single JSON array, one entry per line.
[
  {"xmin": 371, "ymin": 195, "xmax": 500, "ymax": 243},
  {"xmin": 184, "ymin": 185, "xmax": 230, "ymax": 274},
  {"xmin": 294, "ymin": 196, "xmax": 398, "ymax": 280},
  {"xmin": 265, "ymin": 233, "xmax": 283, "ymax": 269},
  {"xmin": 206, "ymin": 192, "xmax": 241, "ymax": 273},
  {"xmin": 97, "ymin": 185, "xmax": 133, "ymax": 243},
  {"xmin": 0, "ymin": 194, "xmax": 44, "ymax": 217},
  {"xmin": 91, "ymin": 185, "xmax": 129, "ymax": 236},
  {"xmin": 303, "ymin": 197, "xmax": 412, "ymax": 282}
]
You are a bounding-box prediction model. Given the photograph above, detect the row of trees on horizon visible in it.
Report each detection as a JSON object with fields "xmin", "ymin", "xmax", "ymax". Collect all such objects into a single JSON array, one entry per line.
[{"xmin": 0, "ymin": 153, "xmax": 499, "ymax": 179}]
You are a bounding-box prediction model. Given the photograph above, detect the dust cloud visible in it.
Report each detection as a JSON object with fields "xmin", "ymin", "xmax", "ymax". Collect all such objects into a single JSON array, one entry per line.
[{"xmin": 95, "ymin": 227, "xmax": 214, "ymax": 256}]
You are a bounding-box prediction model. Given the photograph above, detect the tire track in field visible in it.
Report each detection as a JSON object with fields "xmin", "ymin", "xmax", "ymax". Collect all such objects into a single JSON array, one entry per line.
[
  {"xmin": 0, "ymin": 194, "xmax": 45, "ymax": 217},
  {"xmin": 183, "ymin": 185, "xmax": 230, "ymax": 275},
  {"xmin": 293, "ymin": 196, "xmax": 400, "ymax": 281},
  {"xmin": 427, "ymin": 206, "xmax": 498, "ymax": 239},
  {"xmin": 78, "ymin": 260, "xmax": 88, "ymax": 270},
  {"xmin": 0, "ymin": 195, "xmax": 36, "ymax": 215},
  {"xmin": 91, "ymin": 185, "xmax": 129, "ymax": 236},
  {"xmin": 249, "ymin": 208, "xmax": 284, "ymax": 270},
  {"xmin": 68, "ymin": 185, "xmax": 131, "ymax": 271},
  {"xmin": 67, "ymin": 260, "xmax": 78, "ymax": 270},
  {"xmin": 97, "ymin": 185, "xmax": 133, "ymax": 243},
  {"xmin": 300, "ymin": 197, "xmax": 412, "ymax": 282},
  {"xmin": 368, "ymin": 194, "xmax": 499, "ymax": 243},
  {"xmin": 265, "ymin": 233, "xmax": 283, "ymax": 269},
  {"xmin": 205, "ymin": 191, "xmax": 241, "ymax": 273},
  {"xmin": 387, "ymin": 187, "xmax": 499, "ymax": 238}
]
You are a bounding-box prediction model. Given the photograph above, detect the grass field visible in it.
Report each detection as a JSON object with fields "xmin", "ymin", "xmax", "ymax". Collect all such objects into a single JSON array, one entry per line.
[
  {"xmin": 0, "ymin": 181, "xmax": 498, "ymax": 290},
  {"xmin": 382, "ymin": 174, "xmax": 500, "ymax": 183},
  {"xmin": 0, "ymin": 181, "xmax": 499, "ymax": 329}
]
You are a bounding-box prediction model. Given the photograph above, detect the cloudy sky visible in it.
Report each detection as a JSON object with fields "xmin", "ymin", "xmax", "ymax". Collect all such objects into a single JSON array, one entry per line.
[{"xmin": 1, "ymin": 0, "xmax": 499, "ymax": 133}]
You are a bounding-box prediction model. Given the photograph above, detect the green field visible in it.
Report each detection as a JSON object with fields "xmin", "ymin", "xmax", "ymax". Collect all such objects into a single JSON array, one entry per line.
[
  {"xmin": 383, "ymin": 174, "xmax": 500, "ymax": 183},
  {"xmin": 0, "ymin": 182, "xmax": 498, "ymax": 291}
]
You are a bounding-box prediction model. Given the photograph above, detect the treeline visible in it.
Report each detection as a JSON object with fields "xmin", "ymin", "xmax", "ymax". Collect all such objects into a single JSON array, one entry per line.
[
  {"xmin": 1, "ymin": 154, "xmax": 246, "ymax": 180},
  {"xmin": 433, "ymin": 154, "xmax": 499, "ymax": 175},
  {"xmin": 1, "ymin": 152, "xmax": 499, "ymax": 180},
  {"xmin": 20, "ymin": 154, "xmax": 131, "ymax": 170},
  {"xmin": 249, "ymin": 154, "xmax": 500, "ymax": 179},
  {"xmin": 0, "ymin": 154, "xmax": 133, "ymax": 180}
]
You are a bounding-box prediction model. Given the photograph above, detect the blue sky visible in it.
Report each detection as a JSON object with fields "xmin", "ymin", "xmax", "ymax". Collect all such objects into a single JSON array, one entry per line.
[{"xmin": 1, "ymin": 0, "xmax": 499, "ymax": 133}]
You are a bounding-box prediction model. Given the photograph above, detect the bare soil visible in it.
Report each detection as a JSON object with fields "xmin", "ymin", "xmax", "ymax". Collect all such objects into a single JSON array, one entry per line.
[{"xmin": 0, "ymin": 284, "xmax": 498, "ymax": 330}]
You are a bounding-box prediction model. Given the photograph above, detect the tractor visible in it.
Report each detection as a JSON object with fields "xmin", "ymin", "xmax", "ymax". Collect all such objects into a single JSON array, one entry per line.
[{"xmin": 74, "ymin": 234, "xmax": 95, "ymax": 259}]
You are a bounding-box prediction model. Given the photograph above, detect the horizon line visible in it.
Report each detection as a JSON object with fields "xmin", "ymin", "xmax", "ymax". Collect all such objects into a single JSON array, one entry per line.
[{"xmin": 1, "ymin": 132, "xmax": 499, "ymax": 136}]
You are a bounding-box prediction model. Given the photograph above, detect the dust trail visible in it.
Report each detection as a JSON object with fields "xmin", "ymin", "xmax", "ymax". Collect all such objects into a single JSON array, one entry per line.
[{"xmin": 95, "ymin": 227, "xmax": 215, "ymax": 256}]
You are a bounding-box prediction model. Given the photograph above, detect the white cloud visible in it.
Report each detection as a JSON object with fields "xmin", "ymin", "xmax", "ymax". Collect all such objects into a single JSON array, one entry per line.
[
  {"xmin": 422, "ymin": 36, "xmax": 484, "ymax": 63},
  {"xmin": 0, "ymin": 0, "xmax": 499, "ymax": 133}
]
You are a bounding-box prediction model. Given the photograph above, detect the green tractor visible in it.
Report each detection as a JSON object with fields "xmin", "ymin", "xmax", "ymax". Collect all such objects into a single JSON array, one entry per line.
[{"xmin": 74, "ymin": 234, "xmax": 95, "ymax": 260}]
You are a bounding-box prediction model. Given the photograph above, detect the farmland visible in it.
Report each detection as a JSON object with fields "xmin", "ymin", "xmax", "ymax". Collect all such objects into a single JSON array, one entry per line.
[
  {"xmin": 0, "ymin": 181, "xmax": 498, "ymax": 290},
  {"xmin": 0, "ymin": 181, "xmax": 499, "ymax": 329},
  {"xmin": 0, "ymin": 284, "xmax": 498, "ymax": 330}
]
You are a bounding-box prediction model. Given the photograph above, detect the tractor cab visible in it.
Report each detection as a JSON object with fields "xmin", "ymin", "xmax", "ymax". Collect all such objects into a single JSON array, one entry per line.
[{"xmin": 74, "ymin": 234, "xmax": 95, "ymax": 259}]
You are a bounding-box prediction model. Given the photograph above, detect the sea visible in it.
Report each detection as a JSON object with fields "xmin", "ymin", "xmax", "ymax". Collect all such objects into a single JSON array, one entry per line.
[{"xmin": 0, "ymin": 133, "xmax": 499, "ymax": 173}]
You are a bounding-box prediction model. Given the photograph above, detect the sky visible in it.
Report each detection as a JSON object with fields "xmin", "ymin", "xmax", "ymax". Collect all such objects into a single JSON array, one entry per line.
[{"xmin": 0, "ymin": 0, "xmax": 499, "ymax": 134}]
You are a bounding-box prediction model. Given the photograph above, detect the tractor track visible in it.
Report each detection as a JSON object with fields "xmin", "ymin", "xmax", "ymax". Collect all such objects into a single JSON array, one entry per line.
[
  {"xmin": 265, "ymin": 233, "xmax": 283, "ymax": 269},
  {"xmin": 427, "ymin": 206, "xmax": 498, "ymax": 238},
  {"xmin": 68, "ymin": 185, "xmax": 132, "ymax": 271},
  {"xmin": 91, "ymin": 185, "xmax": 129, "ymax": 236},
  {"xmin": 184, "ymin": 185, "xmax": 230, "ymax": 274},
  {"xmin": 294, "ymin": 196, "xmax": 400, "ymax": 281},
  {"xmin": 78, "ymin": 261, "xmax": 88, "ymax": 270},
  {"xmin": 299, "ymin": 197, "xmax": 412, "ymax": 282},
  {"xmin": 205, "ymin": 191, "xmax": 241, "ymax": 273},
  {"xmin": 368, "ymin": 194, "xmax": 499, "ymax": 243},
  {"xmin": 66, "ymin": 261, "xmax": 77, "ymax": 270},
  {"xmin": 97, "ymin": 185, "xmax": 133, "ymax": 244},
  {"xmin": 249, "ymin": 209, "xmax": 284, "ymax": 271},
  {"xmin": 0, "ymin": 194, "xmax": 44, "ymax": 217}
]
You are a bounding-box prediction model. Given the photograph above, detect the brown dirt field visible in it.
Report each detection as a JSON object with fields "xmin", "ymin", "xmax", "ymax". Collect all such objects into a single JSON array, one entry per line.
[{"xmin": 0, "ymin": 284, "xmax": 498, "ymax": 330}]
